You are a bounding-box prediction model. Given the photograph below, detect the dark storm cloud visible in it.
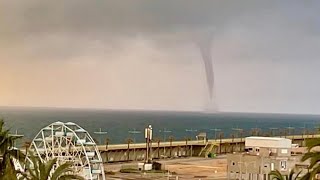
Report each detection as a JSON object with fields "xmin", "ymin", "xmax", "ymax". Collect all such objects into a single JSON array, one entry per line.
[
  {"xmin": 0, "ymin": 0, "xmax": 320, "ymax": 62},
  {"xmin": 1, "ymin": 1, "xmax": 269, "ymax": 34},
  {"xmin": 1, "ymin": 0, "xmax": 320, "ymax": 113}
]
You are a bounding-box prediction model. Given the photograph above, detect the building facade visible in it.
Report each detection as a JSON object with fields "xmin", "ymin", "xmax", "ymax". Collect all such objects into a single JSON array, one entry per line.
[{"xmin": 227, "ymin": 137, "xmax": 307, "ymax": 180}]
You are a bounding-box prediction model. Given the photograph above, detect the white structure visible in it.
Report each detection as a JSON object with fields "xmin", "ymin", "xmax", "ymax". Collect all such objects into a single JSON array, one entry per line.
[
  {"xmin": 245, "ymin": 136, "xmax": 291, "ymax": 149},
  {"xmin": 28, "ymin": 121, "xmax": 105, "ymax": 180},
  {"xmin": 245, "ymin": 136, "xmax": 292, "ymax": 157},
  {"xmin": 228, "ymin": 136, "xmax": 303, "ymax": 179}
]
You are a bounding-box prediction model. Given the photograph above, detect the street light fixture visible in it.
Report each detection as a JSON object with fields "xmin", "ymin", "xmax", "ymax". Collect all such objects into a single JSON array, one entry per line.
[
  {"xmin": 269, "ymin": 128, "xmax": 278, "ymax": 137},
  {"xmin": 128, "ymin": 128, "xmax": 141, "ymax": 161},
  {"xmin": 159, "ymin": 128, "xmax": 172, "ymax": 156},
  {"xmin": 185, "ymin": 128, "xmax": 198, "ymax": 140},
  {"xmin": 209, "ymin": 128, "xmax": 221, "ymax": 141},
  {"xmin": 286, "ymin": 126, "xmax": 295, "ymax": 139},
  {"xmin": 232, "ymin": 128, "xmax": 243, "ymax": 152},
  {"xmin": 159, "ymin": 128, "xmax": 172, "ymax": 142},
  {"xmin": 93, "ymin": 128, "xmax": 108, "ymax": 145},
  {"xmin": 128, "ymin": 128, "xmax": 141, "ymax": 143}
]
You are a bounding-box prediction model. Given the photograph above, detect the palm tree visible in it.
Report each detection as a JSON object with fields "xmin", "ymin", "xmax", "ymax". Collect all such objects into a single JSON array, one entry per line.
[
  {"xmin": 22, "ymin": 140, "xmax": 32, "ymax": 155},
  {"xmin": 301, "ymin": 137, "xmax": 320, "ymax": 179},
  {"xmin": 105, "ymin": 138, "xmax": 110, "ymax": 163},
  {"xmin": 125, "ymin": 138, "xmax": 133, "ymax": 161},
  {"xmin": 218, "ymin": 132, "xmax": 224, "ymax": 154},
  {"xmin": 269, "ymin": 169, "xmax": 301, "ymax": 180},
  {"xmin": 0, "ymin": 119, "xmax": 25, "ymax": 180},
  {"xmin": 168, "ymin": 136, "xmax": 174, "ymax": 158},
  {"xmin": 153, "ymin": 137, "xmax": 161, "ymax": 159},
  {"xmin": 239, "ymin": 130, "xmax": 244, "ymax": 151},
  {"xmin": 230, "ymin": 134, "xmax": 235, "ymax": 152},
  {"xmin": 184, "ymin": 137, "xmax": 191, "ymax": 157},
  {"xmin": 105, "ymin": 138, "xmax": 110, "ymax": 150},
  {"xmin": 20, "ymin": 152, "xmax": 84, "ymax": 180}
]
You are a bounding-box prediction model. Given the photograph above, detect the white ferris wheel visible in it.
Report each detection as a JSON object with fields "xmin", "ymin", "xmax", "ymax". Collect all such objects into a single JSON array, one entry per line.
[{"xmin": 28, "ymin": 121, "xmax": 105, "ymax": 180}]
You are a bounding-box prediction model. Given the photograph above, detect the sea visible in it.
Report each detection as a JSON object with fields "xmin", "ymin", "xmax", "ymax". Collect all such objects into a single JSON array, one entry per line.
[{"xmin": 1, "ymin": 107, "xmax": 320, "ymax": 146}]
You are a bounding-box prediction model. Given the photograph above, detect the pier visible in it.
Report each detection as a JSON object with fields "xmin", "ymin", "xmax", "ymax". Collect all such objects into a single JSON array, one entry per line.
[{"xmin": 97, "ymin": 134, "xmax": 320, "ymax": 162}]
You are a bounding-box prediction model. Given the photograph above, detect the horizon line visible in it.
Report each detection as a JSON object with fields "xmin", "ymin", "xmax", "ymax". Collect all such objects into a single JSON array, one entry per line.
[{"xmin": 1, "ymin": 105, "xmax": 320, "ymax": 116}]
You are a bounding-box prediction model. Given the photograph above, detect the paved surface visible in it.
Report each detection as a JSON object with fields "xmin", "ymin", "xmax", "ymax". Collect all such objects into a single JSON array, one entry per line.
[{"xmin": 105, "ymin": 156, "xmax": 227, "ymax": 180}]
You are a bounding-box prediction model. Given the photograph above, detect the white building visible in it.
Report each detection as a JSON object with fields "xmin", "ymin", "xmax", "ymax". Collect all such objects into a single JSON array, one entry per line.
[
  {"xmin": 245, "ymin": 136, "xmax": 292, "ymax": 157},
  {"xmin": 227, "ymin": 136, "xmax": 306, "ymax": 180}
]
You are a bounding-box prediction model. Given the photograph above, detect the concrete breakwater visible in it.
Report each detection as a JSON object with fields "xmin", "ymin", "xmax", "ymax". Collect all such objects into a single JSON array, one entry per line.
[{"xmin": 97, "ymin": 134, "xmax": 319, "ymax": 162}]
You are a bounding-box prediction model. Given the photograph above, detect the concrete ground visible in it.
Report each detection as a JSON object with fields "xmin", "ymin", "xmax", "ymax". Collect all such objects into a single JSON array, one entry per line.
[{"xmin": 104, "ymin": 156, "xmax": 227, "ymax": 180}]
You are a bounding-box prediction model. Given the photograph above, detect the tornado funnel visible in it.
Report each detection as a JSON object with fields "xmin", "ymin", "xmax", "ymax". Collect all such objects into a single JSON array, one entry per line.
[
  {"xmin": 199, "ymin": 44, "xmax": 214, "ymax": 100},
  {"xmin": 195, "ymin": 33, "xmax": 214, "ymax": 100}
]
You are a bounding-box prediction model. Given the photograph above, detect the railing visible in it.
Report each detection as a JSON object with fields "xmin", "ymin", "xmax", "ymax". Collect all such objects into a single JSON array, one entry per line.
[{"xmin": 97, "ymin": 134, "xmax": 320, "ymax": 151}]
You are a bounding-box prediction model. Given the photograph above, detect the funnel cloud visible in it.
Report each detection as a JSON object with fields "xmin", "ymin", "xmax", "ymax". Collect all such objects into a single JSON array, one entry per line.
[{"xmin": 196, "ymin": 32, "xmax": 214, "ymax": 100}]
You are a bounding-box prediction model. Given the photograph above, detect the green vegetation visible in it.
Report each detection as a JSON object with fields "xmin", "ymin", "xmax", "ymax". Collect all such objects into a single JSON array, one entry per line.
[
  {"xmin": 0, "ymin": 118, "xmax": 25, "ymax": 180},
  {"xmin": 20, "ymin": 152, "xmax": 85, "ymax": 180},
  {"xmin": 269, "ymin": 169, "xmax": 301, "ymax": 180},
  {"xmin": 120, "ymin": 168, "xmax": 140, "ymax": 173},
  {"xmin": 0, "ymin": 119, "xmax": 83, "ymax": 180},
  {"xmin": 270, "ymin": 135, "xmax": 320, "ymax": 179},
  {"xmin": 300, "ymin": 137, "xmax": 320, "ymax": 179}
]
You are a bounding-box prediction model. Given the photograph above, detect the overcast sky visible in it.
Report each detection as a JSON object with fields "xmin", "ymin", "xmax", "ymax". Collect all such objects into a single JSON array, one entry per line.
[{"xmin": 1, "ymin": 0, "xmax": 320, "ymax": 114}]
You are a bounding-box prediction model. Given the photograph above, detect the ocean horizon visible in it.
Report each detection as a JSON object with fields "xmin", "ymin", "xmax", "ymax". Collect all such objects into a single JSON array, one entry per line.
[{"xmin": 2, "ymin": 106, "xmax": 320, "ymax": 145}]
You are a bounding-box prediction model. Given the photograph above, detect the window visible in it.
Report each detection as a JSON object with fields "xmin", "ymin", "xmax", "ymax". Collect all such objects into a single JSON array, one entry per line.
[
  {"xmin": 281, "ymin": 149, "xmax": 288, "ymax": 154},
  {"xmin": 280, "ymin": 161, "xmax": 287, "ymax": 170}
]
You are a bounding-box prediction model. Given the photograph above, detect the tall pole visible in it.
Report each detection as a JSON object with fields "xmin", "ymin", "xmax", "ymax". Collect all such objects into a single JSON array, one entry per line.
[
  {"xmin": 219, "ymin": 132, "xmax": 223, "ymax": 154},
  {"xmin": 145, "ymin": 125, "xmax": 153, "ymax": 164},
  {"xmin": 232, "ymin": 128, "xmax": 243, "ymax": 152},
  {"xmin": 186, "ymin": 128, "xmax": 197, "ymax": 156},
  {"xmin": 185, "ymin": 128, "xmax": 198, "ymax": 140},
  {"xmin": 210, "ymin": 128, "xmax": 221, "ymax": 141},
  {"xmin": 94, "ymin": 128, "xmax": 108, "ymax": 145},
  {"xmin": 269, "ymin": 128, "xmax": 278, "ymax": 137},
  {"xmin": 159, "ymin": 128, "xmax": 171, "ymax": 156},
  {"xmin": 286, "ymin": 126, "xmax": 295, "ymax": 139},
  {"xmin": 129, "ymin": 128, "xmax": 141, "ymax": 161}
]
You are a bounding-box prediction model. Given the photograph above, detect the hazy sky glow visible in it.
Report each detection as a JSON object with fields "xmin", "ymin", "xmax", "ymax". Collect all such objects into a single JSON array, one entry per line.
[{"xmin": 1, "ymin": 0, "xmax": 320, "ymax": 113}]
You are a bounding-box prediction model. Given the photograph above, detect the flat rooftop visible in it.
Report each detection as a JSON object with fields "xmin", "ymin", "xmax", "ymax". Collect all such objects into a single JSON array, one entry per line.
[{"xmin": 245, "ymin": 136, "xmax": 288, "ymax": 141}]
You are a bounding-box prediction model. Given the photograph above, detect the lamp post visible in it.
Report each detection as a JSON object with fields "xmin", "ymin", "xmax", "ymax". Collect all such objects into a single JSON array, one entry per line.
[
  {"xmin": 218, "ymin": 132, "xmax": 224, "ymax": 154},
  {"xmin": 128, "ymin": 128, "xmax": 141, "ymax": 161},
  {"xmin": 210, "ymin": 128, "xmax": 221, "ymax": 141},
  {"xmin": 159, "ymin": 128, "xmax": 171, "ymax": 156},
  {"xmin": 251, "ymin": 128, "xmax": 260, "ymax": 136},
  {"xmin": 128, "ymin": 128, "xmax": 141, "ymax": 144},
  {"xmin": 232, "ymin": 128, "xmax": 243, "ymax": 152},
  {"xmin": 185, "ymin": 128, "xmax": 198, "ymax": 140},
  {"xmin": 185, "ymin": 128, "xmax": 197, "ymax": 156},
  {"xmin": 269, "ymin": 128, "xmax": 278, "ymax": 137},
  {"xmin": 286, "ymin": 126, "xmax": 295, "ymax": 139},
  {"xmin": 93, "ymin": 128, "xmax": 108, "ymax": 145}
]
